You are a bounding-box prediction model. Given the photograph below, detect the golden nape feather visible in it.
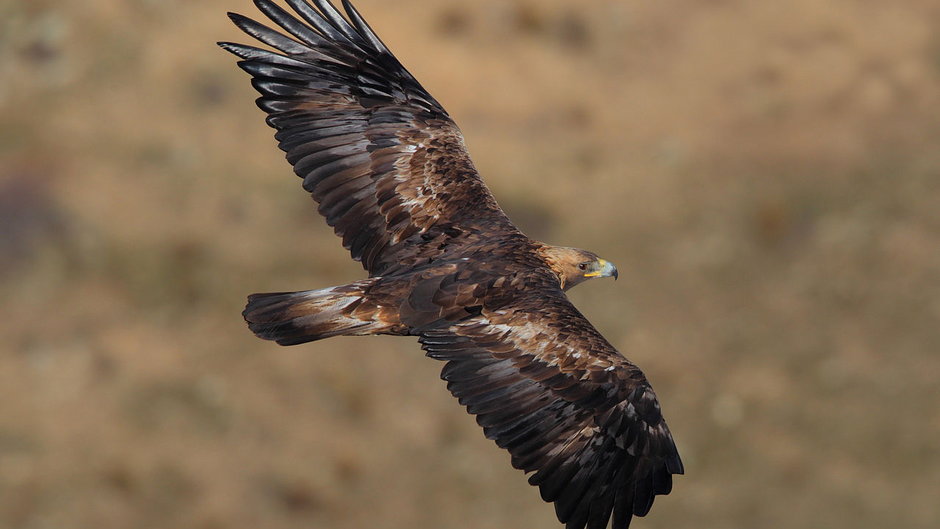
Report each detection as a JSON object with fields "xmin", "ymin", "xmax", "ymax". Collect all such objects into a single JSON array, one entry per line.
[{"xmin": 222, "ymin": 1, "xmax": 682, "ymax": 528}]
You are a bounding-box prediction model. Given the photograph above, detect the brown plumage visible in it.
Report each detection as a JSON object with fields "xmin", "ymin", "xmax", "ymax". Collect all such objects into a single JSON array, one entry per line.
[{"xmin": 220, "ymin": 1, "xmax": 683, "ymax": 528}]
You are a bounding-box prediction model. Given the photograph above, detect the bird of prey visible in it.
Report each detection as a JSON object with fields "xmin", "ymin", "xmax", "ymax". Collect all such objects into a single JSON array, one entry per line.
[{"xmin": 220, "ymin": 1, "xmax": 683, "ymax": 528}]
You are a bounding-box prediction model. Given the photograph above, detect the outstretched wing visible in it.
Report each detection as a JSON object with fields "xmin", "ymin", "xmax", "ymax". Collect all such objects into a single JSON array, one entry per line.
[
  {"xmin": 220, "ymin": 0, "xmax": 517, "ymax": 276},
  {"xmin": 420, "ymin": 289, "xmax": 683, "ymax": 529}
]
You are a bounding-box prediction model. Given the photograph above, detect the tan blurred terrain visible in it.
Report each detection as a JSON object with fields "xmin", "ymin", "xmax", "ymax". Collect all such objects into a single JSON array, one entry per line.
[{"xmin": 2, "ymin": 0, "xmax": 940, "ymax": 528}]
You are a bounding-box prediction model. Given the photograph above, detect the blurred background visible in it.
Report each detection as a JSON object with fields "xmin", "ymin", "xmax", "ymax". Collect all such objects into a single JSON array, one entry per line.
[{"xmin": 2, "ymin": 0, "xmax": 939, "ymax": 528}]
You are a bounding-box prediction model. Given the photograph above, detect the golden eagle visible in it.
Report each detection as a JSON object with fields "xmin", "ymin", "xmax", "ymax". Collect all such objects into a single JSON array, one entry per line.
[{"xmin": 220, "ymin": 1, "xmax": 683, "ymax": 527}]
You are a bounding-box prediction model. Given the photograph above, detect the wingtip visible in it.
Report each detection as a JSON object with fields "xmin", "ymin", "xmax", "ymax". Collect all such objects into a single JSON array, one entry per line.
[
  {"xmin": 340, "ymin": 0, "xmax": 390, "ymax": 54},
  {"xmin": 217, "ymin": 41, "xmax": 249, "ymax": 59},
  {"xmin": 666, "ymin": 453, "xmax": 685, "ymax": 475}
]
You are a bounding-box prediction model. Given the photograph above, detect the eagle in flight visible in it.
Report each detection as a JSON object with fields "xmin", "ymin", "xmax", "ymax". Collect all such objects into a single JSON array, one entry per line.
[{"xmin": 220, "ymin": 1, "xmax": 683, "ymax": 528}]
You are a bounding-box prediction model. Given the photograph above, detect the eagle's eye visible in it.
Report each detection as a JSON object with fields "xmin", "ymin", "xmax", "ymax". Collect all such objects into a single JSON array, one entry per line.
[{"xmin": 577, "ymin": 262, "xmax": 589, "ymax": 271}]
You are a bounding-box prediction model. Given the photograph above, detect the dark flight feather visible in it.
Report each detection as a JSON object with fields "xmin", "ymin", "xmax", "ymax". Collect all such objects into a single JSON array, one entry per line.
[
  {"xmin": 414, "ymin": 287, "xmax": 682, "ymax": 529},
  {"xmin": 224, "ymin": 0, "xmax": 517, "ymax": 277}
]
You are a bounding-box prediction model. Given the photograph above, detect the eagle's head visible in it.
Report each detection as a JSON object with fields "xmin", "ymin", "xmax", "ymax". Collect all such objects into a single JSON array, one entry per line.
[{"xmin": 538, "ymin": 245, "xmax": 618, "ymax": 291}]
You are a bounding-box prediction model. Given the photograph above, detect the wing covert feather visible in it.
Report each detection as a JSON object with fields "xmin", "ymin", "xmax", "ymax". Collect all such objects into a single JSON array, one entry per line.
[
  {"xmin": 221, "ymin": 0, "xmax": 517, "ymax": 275},
  {"xmin": 420, "ymin": 291, "xmax": 683, "ymax": 529}
]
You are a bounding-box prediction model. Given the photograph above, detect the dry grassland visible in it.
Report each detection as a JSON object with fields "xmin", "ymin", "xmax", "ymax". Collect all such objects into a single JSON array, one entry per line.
[{"xmin": 1, "ymin": 1, "xmax": 939, "ymax": 528}]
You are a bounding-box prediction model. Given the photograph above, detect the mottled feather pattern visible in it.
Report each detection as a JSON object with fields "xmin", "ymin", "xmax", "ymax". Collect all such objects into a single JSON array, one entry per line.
[
  {"xmin": 417, "ymin": 285, "xmax": 682, "ymax": 529},
  {"xmin": 222, "ymin": 2, "xmax": 683, "ymax": 529},
  {"xmin": 242, "ymin": 279, "xmax": 404, "ymax": 345},
  {"xmin": 221, "ymin": 0, "xmax": 515, "ymax": 277}
]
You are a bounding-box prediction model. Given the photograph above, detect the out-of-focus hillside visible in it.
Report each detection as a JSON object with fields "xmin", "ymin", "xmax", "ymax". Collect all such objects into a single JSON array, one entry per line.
[{"xmin": 1, "ymin": 0, "xmax": 939, "ymax": 528}]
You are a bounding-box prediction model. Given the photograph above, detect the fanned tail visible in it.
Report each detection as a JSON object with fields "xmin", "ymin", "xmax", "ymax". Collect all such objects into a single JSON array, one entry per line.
[{"xmin": 243, "ymin": 279, "xmax": 398, "ymax": 345}]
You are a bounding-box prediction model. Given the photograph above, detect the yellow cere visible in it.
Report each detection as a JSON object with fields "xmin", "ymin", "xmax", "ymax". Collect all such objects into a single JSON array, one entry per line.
[{"xmin": 583, "ymin": 259, "xmax": 607, "ymax": 277}]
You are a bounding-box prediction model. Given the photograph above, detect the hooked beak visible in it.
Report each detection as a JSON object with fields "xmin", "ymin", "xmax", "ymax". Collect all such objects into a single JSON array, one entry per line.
[{"xmin": 584, "ymin": 258, "xmax": 618, "ymax": 280}]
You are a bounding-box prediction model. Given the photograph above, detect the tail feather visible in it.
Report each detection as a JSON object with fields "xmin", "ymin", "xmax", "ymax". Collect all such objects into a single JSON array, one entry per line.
[{"xmin": 243, "ymin": 280, "xmax": 396, "ymax": 346}]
